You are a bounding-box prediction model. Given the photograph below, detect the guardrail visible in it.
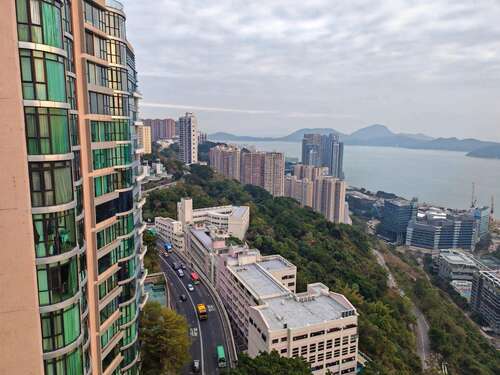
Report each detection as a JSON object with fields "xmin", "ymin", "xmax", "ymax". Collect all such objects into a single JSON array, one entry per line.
[{"xmin": 174, "ymin": 250, "xmax": 238, "ymax": 368}]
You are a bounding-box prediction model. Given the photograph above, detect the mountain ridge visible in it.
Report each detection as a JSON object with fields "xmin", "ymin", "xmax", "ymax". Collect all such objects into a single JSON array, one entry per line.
[{"xmin": 208, "ymin": 125, "xmax": 500, "ymax": 158}]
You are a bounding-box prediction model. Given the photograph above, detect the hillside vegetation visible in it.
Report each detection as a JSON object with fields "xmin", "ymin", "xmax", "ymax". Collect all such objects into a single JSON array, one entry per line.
[{"xmin": 144, "ymin": 164, "xmax": 421, "ymax": 374}]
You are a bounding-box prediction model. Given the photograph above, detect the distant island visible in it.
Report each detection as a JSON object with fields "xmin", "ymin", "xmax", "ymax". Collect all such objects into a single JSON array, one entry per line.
[{"xmin": 209, "ymin": 124, "xmax": 500, "ymax": 160}]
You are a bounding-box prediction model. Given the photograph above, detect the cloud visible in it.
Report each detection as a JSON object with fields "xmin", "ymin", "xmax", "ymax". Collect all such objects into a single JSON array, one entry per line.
[
  {"xmin": 122, "ymin": 0, "xmax": 500, "ymax": 140},
  {"xmin": 141, "ymin": 102, "xmax": 278, "ymax": 115}
]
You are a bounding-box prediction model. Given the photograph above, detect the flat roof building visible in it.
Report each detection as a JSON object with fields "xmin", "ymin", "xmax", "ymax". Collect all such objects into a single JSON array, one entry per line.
[
  {"xmin": 471, "ymin": 270, "xmax": 500, "ymax": 334},
  {"xmin": 438, "ymin": 250, "xmax": 478, "ymax": 281}
]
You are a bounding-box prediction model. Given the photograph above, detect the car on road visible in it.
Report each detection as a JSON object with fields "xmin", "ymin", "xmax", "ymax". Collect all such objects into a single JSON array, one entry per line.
[
  {"xmin": 192, "ymin": 360, "xmax": 200, "ymax": 373},
  {"xmin": 172, "ymin": 262, "xmax": 181, "ymax": 270},
  {"xmin": 180, "ymin": 294, "xmax": 187, "ymax": 302},
  {"xmin": 177, "ymin": 269, "xmax": 184, "ymax": 277},
  {"xmin": 187, "ymin": 283, "xmax": 194, "ymax": 292},
  {"xmin": 181, "ymin": 263, "xmax": 187, "ymax": 270}
]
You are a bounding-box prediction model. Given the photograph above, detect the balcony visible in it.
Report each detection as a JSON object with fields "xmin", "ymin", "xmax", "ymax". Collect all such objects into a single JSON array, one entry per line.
[{"xmin": 136, "ymin": 166, "xmax": 148, "ymax": 183}]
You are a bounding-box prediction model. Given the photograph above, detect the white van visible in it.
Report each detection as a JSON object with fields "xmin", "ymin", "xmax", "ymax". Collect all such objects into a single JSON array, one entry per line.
[{"xmin": 177, "ymin": 269, "xmax": 184, "ymax": 277}]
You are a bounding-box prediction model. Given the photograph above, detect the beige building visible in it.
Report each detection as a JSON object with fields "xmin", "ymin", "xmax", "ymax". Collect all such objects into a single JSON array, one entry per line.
[
  {"xmin": 0, "ymin": 1, "xmax": 147, "ymax": 374},
  {"xmin": 284, "ymin": 176, "xmax": 314, "ymax": 207},
  {"xmin": 177, "ymin": 198, "xmax": 250, "ymax": 240},
  {"xmin": 313, "ymin": 178, "xmax": 348, "ymax": 224},
  {"xmin": 215, "ymin": 247, "xmax": 358, "ymax": 375},
  {"xmin": 239, "ymin": 149, "xmax": 284, "ymax": 196},
  {"xmin": 140, "ymin": 125, "xmax": 152, "ymax": 154},
  {"xmin": 293, "ymin": 164, "xmax": 328, "ymax": 181},
  {"xmin": 209, "ymin": 144, "xmax": 241, "ymax": 180},
  {"xmin": 155, "ymin": 217, "xmax": 185, "ymax": 252}
]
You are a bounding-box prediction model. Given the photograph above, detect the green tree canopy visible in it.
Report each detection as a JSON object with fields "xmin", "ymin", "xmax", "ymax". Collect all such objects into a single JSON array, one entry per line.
[
  {"xmin": 140, "ymin": 301, "xmax": 190, "ymax": 375},
  {"xmin": 227, "ymin": 352, "xmax": 312, "ymax": 375}
]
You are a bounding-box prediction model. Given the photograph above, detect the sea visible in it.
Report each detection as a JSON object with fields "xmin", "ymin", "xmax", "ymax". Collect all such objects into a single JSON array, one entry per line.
[{"xmin": 219, "ymin": 140, "xmax": 500, "ymax": 219}]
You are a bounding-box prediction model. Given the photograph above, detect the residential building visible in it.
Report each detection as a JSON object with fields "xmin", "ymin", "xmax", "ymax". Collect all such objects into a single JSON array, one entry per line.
[
  {"xmin": 178, "ymin": 112, "xmax": 198, "ymax": 164},
  {"xmin": 240, "ymin": 149, "xmax": 284, "ymax": 196},
  {"xmin": 302, "ymin": 134, "xmax": 322, "ymax": 166},
  {"xmin": 406, "ymin": 208, "xmax": 481, "ymax": 251},
  {"xmin": 313, "ymin": 178, "xmax": 348, "ymax": 224},
  {"xmin": 209, "ymin": 145, "xmax": 241, "ymax": 180},
  {"xmin": 140, "ymin": 125, "xmax": 152, "ymax": 154},
  {"xmin": 379, "ymin": 198, "xmax": 418, "ymax": 244},
  {"xmin": 471, "ymin": 270, "xmax": 500, "ymax": 334},
  {"xmin": 215, "ymin": 247, "xmax": 358, "ymax": 375},
  {"xmin": 284, "ymin": 176, "xmax": 314, "ymax": 207},
  {"xmin": 177, "ymin": 198, "xmax": 249, "ymax": 240},
  {"xmin": 302, "ymin": 134, "xmax": 344, "ymax": 178},
  {"xmin": 155, "ymin": 217, "xmax": 185, "ymax": 252},
  {"xmin": 263, "ymin": 152, "xmax": 285, "ymax": 196},
  {"xmin": 293, "ymin": 164, "xmax": 328, "ymax": 181},
  {"xmin": 143, "ymin": 118, "xmax": 176, "ymax": 141},
  {"xmin": 198, "ymin": 132, "xmax": 207, "ymax": 144},
  {"xmin": 437, "ymin": 250, "xmax": 478, "ymax": 281},
  {"xmin": 0, "ymin": 1, "xmax": 147, "ymax": 374}
]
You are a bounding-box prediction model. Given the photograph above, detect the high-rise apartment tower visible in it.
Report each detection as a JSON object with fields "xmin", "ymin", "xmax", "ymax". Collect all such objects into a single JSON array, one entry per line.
[
  {"xmin": 0, "ymin": 1, "xmax": 147, "ymax": 374},
  {"xmin": 178, "ymin": 112, "xmax": 198, "ymax": 164}
]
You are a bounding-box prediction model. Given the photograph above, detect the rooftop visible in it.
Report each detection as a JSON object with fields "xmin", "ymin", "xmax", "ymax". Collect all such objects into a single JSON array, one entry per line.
[
  {"xmin": 191, "ymin": 228, "xmax": 214, "ymax": 250},
  {"xmin": 229, "ymin": 263, "xmax": 289, "ymax": 299},
  {"xmin": 440, "ymin": 251, "xmax": 476, "ymax": 266},
  {"xmin": 259, "ymin": 256, "xmax": 295, "ymax": 273},
  {"xmin": 257, "ymin": 284, "xmax": 355, "ymax": 330}
]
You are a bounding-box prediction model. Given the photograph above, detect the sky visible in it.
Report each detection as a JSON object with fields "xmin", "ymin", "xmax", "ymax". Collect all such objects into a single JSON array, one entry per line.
[{"xmin": 121, "ymin": 0, "xmax": 500, "ymax": 141}]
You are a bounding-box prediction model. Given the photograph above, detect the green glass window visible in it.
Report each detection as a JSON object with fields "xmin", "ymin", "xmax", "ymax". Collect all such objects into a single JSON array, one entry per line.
[
  {"xmin": 122, "ymin": 343, "xmax": 139, "ymax": 368},
  {"xmin": 76, "ymin": 184, "xmax": 83, "ymax": 216},
  {"xmin": 121, "ymin": 321, "xmax": 138, "ymax": 346},
  {"xmin": 41, "ymin": 303, "xmax": 81, "ymax": 352},
  {"xmin": 16, "ymin": 0, "xmax": 63, "ymax": 49},
  {"xmin": 66, "ymin": 76, "xmax": 77, "ymax": 109},
  {"xmin": 94, "ymin": 173, "xmax": 117, "ymax": 197},
  {"xmin": 117, "ymin": 213, "xmax": 134, "ymax": 236},
  {"xmin": 100, "ymin": 298, "xmax": 118, "ymax": 324},
  {"xmin": 37, "ymin": 256, "xmax": 79, "ymax": 306},
  {"xmin": 69, "ymin": 114, "xmax": 79, "ymax": 147},
  {"xmin": 119, "ymin": 301, "xmax": 137, "ymax": 325},
  {"xmin": 91, "ymin": 120, "xmax": 130, "ymax": 142},
  {"xmin": 32, "ymin": 209, "xmax": 76, "ymax": 258},
  {"xmin": 100, "ymin": 319, "xmax": 120, "ymax": 349},
  {"xmin": 96, "ymin": 224, "xmax": 117, "ymax": 250},
  {"xmin": 118, "ymin": 237, "xmax": 135, "ymax": 259},
  {"xmin": 19, "ymin": 49, "xmax": 66, "ymax": 102},
  {"xmin": 25, "ymin": 107, "xmax": 70, "ymax": 155},
  {"xmin": 119, "ymin": 257, "xmax": 136, "ymax": 281},
  {"xmin": 98, "ymin": 248, "xmax": 118, "ymax": 274},
  {"xmin": 44, "ymin": 346, "xmax": 83, "ymax": 375},
  {"xmin": 120, "ymin": 279, "xmax": 136, "ymax": 302},
  {"xmin": 64, "ymin": 37, "xmax": 75, "ymax": 73},
  {"xmin": 98, "ymin": 273, "xmax": 118, "ymax": 300},
  {"xmin": 29, "ymin": 161, "xmax": 73, "ymax": 207}
]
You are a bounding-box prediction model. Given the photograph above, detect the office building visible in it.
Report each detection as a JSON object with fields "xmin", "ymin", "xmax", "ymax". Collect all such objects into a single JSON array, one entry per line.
[
  {"xmin": 379, "ymin": 198, "xmax": 418, "ymax": 244},
  {"xmin": 437, "ymin": 251, "xmax": 478, "ymax": 281},
  {"xmin": 471, "ymin": 270, "xmax": 500, "ymax": 334},
  {"xmin": 215, "ymin": 247, "xmax": 358, "ymax": 375},
  {"xmin": 198, "ymin": 132, "xmax": 207, "ymax": 144},
  {"xmin": 178, "ymin": 112, "xmax": 198, "ymax": 164},
  {"xmin": 0, "ymin": 1, "xmax": 147, "ymax": 374},
  {"xmin": 240, "ymin": 149, "xmax": 284, "ymax": 197},
  {"xmin": 209, "ymin": 145, "xmax": 241, "ymax": 181},
  {"xmin": 177, "ymin": 198, "xmax": 249, "ymax": 240},
  {"xmin": 302, "ymin": 134, "xmax": 344, "ymax": 178},
  {"xmin": 140, "ymin": 125, "xmax": 152, "ymax": 154},
  {"xmin": 143, "ymin": 118, "xmax": 176, "ymax": 141},
  {"xmin": 406, "ymin": 208, "xmax": 481, "ymax": 251}
]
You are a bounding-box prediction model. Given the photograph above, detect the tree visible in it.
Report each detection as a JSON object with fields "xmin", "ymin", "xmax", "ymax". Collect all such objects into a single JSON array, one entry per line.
[
  {"xmin": 140, "ymin": 302, "xmax": 190, "ymax": 375},
  {"xmin": 226, "ymin": 352, "xmax": 312, "ymax": 375},
  {"xmin": 143, "ymin": 231, "xmax": 160, "ymax": 273}
]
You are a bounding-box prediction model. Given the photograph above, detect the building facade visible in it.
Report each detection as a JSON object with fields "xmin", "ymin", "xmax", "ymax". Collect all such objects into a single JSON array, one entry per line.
[
  {"xmin": 0, "ymin": 1, "xmax": 147, "ymax": 374},
  {"xmin": 215, "ymin": 247, "xmax": 358, "ymax": 375},
  {"xmin": 284, "ymin": 176, "xmax": 314, "ymax": 208},
  {"xmin": 155, "ymin": 217, "xmax": 185, "ymax": 252},
  {"xmin": 380, "ymin": 198, "xmax": 418, "ymax": 244},
  {"xmin": 209, "ymin": 145, "xmax": 241, "ymax": 181},
  {"xmin": 302, "ymin": 134, "xmax": 322, "ymax": 166},
  {"xmin": 471, "ymin": 270, "xmax": 500, "ymax": 334},
  {"xmin": 312, "ymin": 178, "xmax": 348, "ymax": 224},
  {"xmin": 140, "ymin": 125, "xmax": 152, "ymax": 154},
  {"xmin": 178, "ymin": 112, "xmax": 198, "ymax": 164},
  {"xmin": 302, "ymin": 134, "xmax": 344, "ymax": 178},
  {"xmin": 143, "ymin": 118, "xmax": 175, "ymax": 141},
  {"xmin": 239, "ymin": 149, "xmax": 284, "ymax": 197},
  {"xmin": 437, "ymin": 251, "xmax": 478, "ymax": 281},
  {"xmin": 293, "ymin": 164, "xmax": 328, "ymax": 181}
]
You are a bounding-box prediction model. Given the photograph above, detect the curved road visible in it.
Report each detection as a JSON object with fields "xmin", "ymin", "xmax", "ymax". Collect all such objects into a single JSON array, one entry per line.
[{"xmin": 159, "ymin": 251, "xmax": 228, "ymax": 375}]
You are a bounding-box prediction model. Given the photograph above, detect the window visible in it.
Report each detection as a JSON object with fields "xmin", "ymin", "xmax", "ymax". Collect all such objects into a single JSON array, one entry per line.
[
  {"xmin": 280, "ymin": 348, "xmax": 287, "ymax": 354},
  {"xmin": 69, "ymin": 113, "xmax": 79, "ymax": 147},
  {"xmin": 293, "ymin": 334, "xmax": 308, "ymax": 341},
  {"xmin": 342, "ymin": 336, "xmax": 349, "ymax": 345},
  {"xmin": 350, "ymin": 334, "xmax": 357, "ymax": 343},
  {"xmin": 326, "ymin": 339, "xmax": 333, "ymax": 349},
  {"xmin": 122, "ymin": 321, "xmax": 138, "ymax": 346},
  {"xmin": 85, "ymin": 31, "xmax": 107, "ymax": 60},
  {"xmin": 86, "ymin": 61, "xmax": 108, "ymax": 87},
  {"xmin": 108, "ymin": 66, "xmax": 128, "ymax": 91},
  {"xmin": 20, "ymin": 49, "xmax": 66, "ymax": 102},
  {"xmin": 96, "ymin": 224, "xmax": 117, "ymax": 250},
  {"xmin": 94, "ymin": 173, "xmax": 118, "ymax": 197},
  {"xmin": 119, "ymin": 301, "xmax": 137, "ymax": 325},
  {"xmin": 100, "ymin": 298, "xmax": 118, "ymax": 324},
  {"xmin": 107, "ymin": 39, "xmax": 126, "ymax": 65},
  {"xmin": 16, "ymin": 0, "xmax": 63, "ymax": 48},
  {"xmin": 88, "ymin": 91, "xmax": 110, "ymax": 115},
  {"xmin": 66, "ymin": 76, "xmax": 77, "ymax": 109},
  {"xmin": 32, "ymin": 209, "xmax": 76, "ymax": 257},
  {"xmin": 91, "ymin": 120, "xmax": 130, "ymax": 142},
  {"xmin": 44, "ymin": 346, "xmax": 83, "ymax": 375},
  {"xmin": 29, "ymin": 161, "xmax": 73, "ymax": 207},
  {"xmin": 344, "ymin": 323, "xmax": 357, "ymax": 329},
  {"xmin": 110, "ymin": 93, "xmax": 129, "ymax": 116},
  {"xmin": 327, "ymin": 327, "xmax": 341, "ymax": 334},
  {"xmin": 311, "ymin": 330, "xmax": 325, "ymax": 337},
  {"xmin": 349, "ymin": 345, "xmax": 356, "ymax": 354},
  {"xmin": 281, "ymin": 337, "xmax": 287, "ymax": 342},
  {"xmin": 83, "ymin": 1, "xmax": 105, "ymax": 30},
  {"xmin": 309, "ymin": 343, "xmax": 316, "ymax": 353},
  {"xmin": 118, "ymin": 257, "xmax": 136, "ymax": 281},
  {"xmin": 105, "ymin": 11, "xmax": 125, "ymax": 38},
  {"xmin": 98, "ymin": 273, "xmax": 117, "ymax": 299},
  {"xmin": 25, "ymin": 107, "xmax": 70, "ymax": 155},
  {"xmin": 37, "ymin": 256, "xmax": 79, "ymax": 306},
  {"xmin": 102, "ymin": 346, "xmax": 120, "ymax": 373},
  {"xmin": 92, "ymin": 144, "xmax": 132, "ymax": 169},
  {"xmin": 120, "ymin": 280, "xmax": 136, "ymax": 302},
  {"xmin": 272, "ymin": 338, "xmax": 279, "ymax": 344},
  {"xmin": 98, "ymin": 249, "xmax": 118, "ymax": 274},
  {"xmin": 41, "ymin": 303, "xmax": 81, "ymax": 352},
  {"xmin": 64, "ymin": 37, "xmax": 74, "ymax": 73},
  {"xmin": 100, "ymin": 320, "xmax": 119, "ymax": 349}
]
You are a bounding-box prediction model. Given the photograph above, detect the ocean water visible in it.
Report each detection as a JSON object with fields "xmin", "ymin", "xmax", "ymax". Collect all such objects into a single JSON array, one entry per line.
[{"xmin": 226, "ymin": 141, "xmax": 500, "ymax": 218}]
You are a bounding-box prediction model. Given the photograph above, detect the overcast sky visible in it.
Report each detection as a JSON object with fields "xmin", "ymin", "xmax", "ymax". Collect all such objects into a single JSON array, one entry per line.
[{"xmin": 122, "ymin": 0, "xmax": 500, "ymax": 140}]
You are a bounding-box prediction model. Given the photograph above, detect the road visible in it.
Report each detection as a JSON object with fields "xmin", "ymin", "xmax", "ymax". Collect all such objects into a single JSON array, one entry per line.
[
  {"xmin": 372, "ymin": 249, "xmax": 431, "ymax": 369},
  {"xmin": 143, "ymin": 180, "xmax": 177, "ymax": 195},
  {"xmin": 159, "ymin": 251, "xmax": 228, "ymax": 375}
]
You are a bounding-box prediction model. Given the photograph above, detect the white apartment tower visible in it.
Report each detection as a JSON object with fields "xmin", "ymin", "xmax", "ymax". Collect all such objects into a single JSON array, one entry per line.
[{"xmin": 178, "ymin": 112, "xmax": 198, "ymax": 164}]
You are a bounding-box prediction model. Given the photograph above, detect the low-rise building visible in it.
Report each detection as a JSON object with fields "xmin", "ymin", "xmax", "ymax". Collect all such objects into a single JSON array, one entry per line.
[
  {"xmin": 178, "ymin": 198, "xmax": 249, "ymax": 240},
  {"xmin": 437, "ymin": 250, "xmax": 478, "ymax": 281},
  {"xmin": 214, "ymin": 247, "xmax": 357, "ymax": 375},
  {"xmin": 471, "ymin": 270, "xmax": 500, "ymax": 334},
  {"xmin": 155, "ymin": 217, "xmax": 185, "ymax": 251}
]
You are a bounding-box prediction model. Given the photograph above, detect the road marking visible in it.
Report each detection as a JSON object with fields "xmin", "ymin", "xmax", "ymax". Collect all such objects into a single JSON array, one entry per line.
[
  {"xmin": 190, "ymin": 327, "xmax": 198, "ymax": 337},
  {"xmin": 160, "ymin": 255, "xmax": 205, "ymax": 375},
  {"xmin": 207, "ymin": 304, "xmax": 215, "ymax": 312}
]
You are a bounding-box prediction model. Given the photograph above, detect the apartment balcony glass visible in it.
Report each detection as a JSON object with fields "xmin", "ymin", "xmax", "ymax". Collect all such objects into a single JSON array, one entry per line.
[
  {"xmin": 16, "ymin": 0, "xmax": 64, "ymax": 49},
  {"xmin": 91, "ymin": 120, "xmax": 130, "ymax": 142},
  {"xmin": 37, "ymin": 256, "xmax": 79, "ymax": 306},
  {"xmin": 32, "ymin": 209, "xmax": 76, "ymax": 257},
  {"xmin": 25, "ymin": 107, "xmax": 70, "ymax": 155},
  {"xmin": 20, "ymin": 49, "xmax": 66, "ymax": 102},
  {"xmin": 29, "ymin": 161, "xmax": 73, "ymax": 207},
  {"xmin": 44, "ymin": 346, "xmax": 83, "ymax": 375},
  {"xmin": 40, "ymin": 302, "xmax": 81, "ymax": 352}
]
